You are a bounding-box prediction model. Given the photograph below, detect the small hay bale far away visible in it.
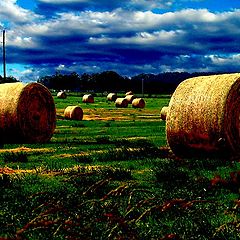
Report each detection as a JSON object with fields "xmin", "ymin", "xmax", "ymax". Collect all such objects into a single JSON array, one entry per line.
[
  {"xmin": 132, "ymin": 98, "xmax": 145, "ymax": 108},
  {"xmin": 115, "ymin": 98, "xmax": 128, "ymax": 108},
  {"xmin": 125, "ymin": 94, "xmax": 136, "ymax": 104},
  {"xmin": 64, "ymin": 106, "xmax": 83, "ymax": 120},
  {"xmin": 166, "ymin": 73, "xmax": 240, "ymax": 158},
  {"xmin": 0, "ymin": 82, "xmax": 56, "ymax": 143},
  {"xmin": 125, "ymin": 91, "xmax": 133, "ymax": 96},
  {"xmin": 82, "ymin": 94, "xmax": 94, "ymax": 103},
  {"xmin": 160, "ymin": 106, "xmax": 169, "ymax": 120},
  {"xmin": 57, "ymin": 91, "xmax": 67, "ymax": 99},
  {"xmin": 107, "ymin": 93, "xmax": 118, "ymax": 102}
]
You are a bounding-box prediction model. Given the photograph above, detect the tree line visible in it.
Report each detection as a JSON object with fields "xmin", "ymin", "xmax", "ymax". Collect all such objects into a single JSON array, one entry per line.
[{"xmin": 0, "ymin": 71, "xmax": 226, "ymax": 94}]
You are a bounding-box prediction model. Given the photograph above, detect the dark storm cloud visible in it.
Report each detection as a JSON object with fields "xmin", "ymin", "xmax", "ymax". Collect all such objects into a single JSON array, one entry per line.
[{"xmin": 0, "ymin": 0, "xmax": 240, "ymax": 81}]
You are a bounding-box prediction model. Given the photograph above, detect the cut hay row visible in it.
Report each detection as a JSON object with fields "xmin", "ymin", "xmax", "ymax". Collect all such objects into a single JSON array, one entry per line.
[
  {"xmin": 0, "ymin": 82, "xmax": 56, "ymax": 143},
  {"xmin": 166, "ymin": 73, "xmax": 240, "ymax": 158}
]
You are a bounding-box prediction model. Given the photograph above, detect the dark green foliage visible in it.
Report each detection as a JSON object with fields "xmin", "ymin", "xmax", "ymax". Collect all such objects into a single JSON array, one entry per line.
[{"xmin": 2, "ymin": 151, "xmax": 28, "ymax": 163}]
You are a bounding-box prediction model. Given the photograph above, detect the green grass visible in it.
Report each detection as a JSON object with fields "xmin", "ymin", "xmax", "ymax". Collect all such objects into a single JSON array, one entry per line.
[{"xmin": 0, "ymin": 94, "xmax": 239, "ymax": 239}]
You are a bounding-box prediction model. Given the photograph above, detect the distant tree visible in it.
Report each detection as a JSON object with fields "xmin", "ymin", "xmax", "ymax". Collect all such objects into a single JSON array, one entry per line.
[{"xmin": 0, "ymin": 75, "xmax": 19, "ymax": 84}]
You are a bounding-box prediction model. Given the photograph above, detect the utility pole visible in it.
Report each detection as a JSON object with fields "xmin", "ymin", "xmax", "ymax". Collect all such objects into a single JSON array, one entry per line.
[{"xmin": 2, "ymin": 29, "xmax": 6, "ymax": 81}]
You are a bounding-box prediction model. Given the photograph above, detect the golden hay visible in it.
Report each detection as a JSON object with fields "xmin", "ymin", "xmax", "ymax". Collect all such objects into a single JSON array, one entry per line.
[
  {"xmin": 64, "ymin": 105, "xmax": 83, "ymax": 120},
  {"xmin": 115, "ymin": 98, "xmax": 128, "ymax": 108},
  {"xmin": 166, "ymin": 73, "xmax": 240, "ymax": 157},
  {"xmin": 160, "ymin": 106, "xmax": 169, "ymax": 120},
  {"xmin": 0, "ymin": 82, "xmax": 56, "ymax": 143},
  {"xmin": 82, "ymin": 94, "xmax": 94, "ymax": 103},
  {"xmin": 107, "ymin": 93, "xmax": 117, "ymax": 101},
  {"xmin": 124, "ymin": 94, "xmax": 136, "ymax": 104},
  {"xmin": 125, "ymin": 91, "xmax": 133, "ymax": 96},
  {"xmin": 132, "ymin": 98, "xmax": 145, "ymax": 108},
  {"xmin": 57, "ymin": 91, "xmax": 67, "ymax": 99}
]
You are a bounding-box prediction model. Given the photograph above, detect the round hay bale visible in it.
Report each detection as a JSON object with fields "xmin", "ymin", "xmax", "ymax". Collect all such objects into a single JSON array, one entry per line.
[
  {"xmin": 160, "ymin": 106, "xmax": 169, "ymax": 120},
  {"xmin": 57, "ymin": 91, "xmax": 67, "ymax": 99},
  {"xmin": 125, "ymin": 94, "xmax": 136, "ymax": 104},
  {"xmin": 0, "ymin": 82, "xmax": 56, "ymax": 143},
  {"xmin": 166, "ymin": 73, "xmax": 240, "ymax": 157},
  {"xmin": 125, "ymin": 91, "xmax": 133, "ymax": 96},
  {"xmin": 64, "ymin": 106, "xmax": 83, "ymax": 120},
  {"xmin": 82, "ymin": 94, "xmax": 94, "ymax": 103},
  {"xmin": 107, "ymin": 93, "xmax": 117, "ymax": 102},
  {"xmin": 132, "ymin": 98, "xmax": 145, "ymax": 108},
  {"xmin": 115, "ymin": 98, "xmax": 128, "ymax": 108}
]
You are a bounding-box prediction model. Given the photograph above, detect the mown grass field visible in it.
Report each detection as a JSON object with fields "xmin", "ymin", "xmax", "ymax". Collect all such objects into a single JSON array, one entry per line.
[{"xmin": 0, "ymin": 93, "xmax": 239, "ymax": 240}]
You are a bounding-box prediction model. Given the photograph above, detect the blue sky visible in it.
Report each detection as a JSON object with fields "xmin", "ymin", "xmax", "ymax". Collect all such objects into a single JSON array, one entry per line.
[{"xmin": 0, "ymin": 0, "xmax": 239, "ymax": 82}]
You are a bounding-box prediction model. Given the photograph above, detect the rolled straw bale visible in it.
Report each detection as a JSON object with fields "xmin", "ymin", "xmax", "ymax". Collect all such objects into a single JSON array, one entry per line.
[
  {"xmin": 82, "ymin": 94, "xmax": 94, "ymax": 103},
  {"xmin": 125, "ymin": 94, "xmax": 136, "ymax": 104},
  {"xmin": 160, "ymin": 106, "xmax": 169, "ymax": 120},
  {"xmin": 64, "ymin": 106, "xmax": 83, "ymax": 120},
  {"xmin": 57, "ymin": 91, "xmax": 67, "ymax": 99},
  {"xmin": 0, "ymin": 82, "xmax": 56, "ymax": 143},
  {"xmin": 166, "ymin": 73, "xmax": 240, "ymax": 157},
  {"xmin": 115, "ymin": 98, "xmax": 128, "ymax": 108},
  {"xmin": 107, "ymin": 93, "xmax": 117, "ymax": 102},
  {"xmin": 125, "ymin": 91, "xmax": 133, "ymax": 96},
  {"xmin": 132, "ymin": 98, "xmax": 145, "ymax": 108}
]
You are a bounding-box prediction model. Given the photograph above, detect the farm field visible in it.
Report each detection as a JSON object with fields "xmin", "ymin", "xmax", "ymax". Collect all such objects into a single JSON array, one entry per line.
[{"xmin": 0, "ymin": 93, "xmax": 239, "ymax": 240}]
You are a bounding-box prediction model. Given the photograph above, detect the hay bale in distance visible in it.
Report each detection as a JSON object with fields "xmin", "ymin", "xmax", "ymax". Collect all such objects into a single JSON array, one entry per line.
[
  {"xmin": 57, "ymin": 91, "xmax": 67, "ymax": 99},
  {"xmin": 132, "ymin": 98, "xmax": 145, "ymax": 108},
  {"xmin": 125, "ymin": 91, "xmax": 133, "ymax": 96},
  {"xmin": 64, "ymin": 106, "xmax": 83, "ymax": 120},
  {"xmin": 125, "ymin": 94, "xmax": 136, "ymax": 104},
  {"xmin": 166, "ymin": 73, "xmax": 240, "ymax": 158},
  {"xmin": 0, "ymin": 82, "xmax": 56, "ymax": 143},
  {"xmin": 115, "ymin": 98, "xmax": 128, "ymax": 108},
  {"xmin": 82, "ymin": 94, "xmax": 94, "ymax": 103},
  {"xmin": 107, "ymin": 93, "xmax": 117, "ymax": 102},
  {"xmin": 160, "ymin": 106, "xmax": 169, "ymax": 120}
]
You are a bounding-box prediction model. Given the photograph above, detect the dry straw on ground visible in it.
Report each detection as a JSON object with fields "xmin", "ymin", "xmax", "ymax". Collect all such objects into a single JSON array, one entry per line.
[
  {"xmin": 125, "ymin": 94, "xmax": 136, "ymax": 104},
  {"xmin": 64, "ymin": 106, "xmax": 83, "ymax": 120},
  {"xmin": 160, "ymin": 106, "xmax": 169, "ymax": 120},
  {"xmin": 82, "ymin": 94, "xmax": 94, "ymax": 103},
  {"xmin": 115, "ymin": 98, "xmax": 128, "ymax": 108},
  {"xmin": 57, "ymin": 91, "xmax": 67, "ymax": 99},
  {"xmin": 132, "ymin": 98, "xmax": 145, "ymax": 108},
  {"xmin": 107, "ymin": 93, "xmax": 117, "ymax": 102},
  {"xmin": 0, "ymin": 82, "xmax": 56, "ymax": 143},
  {"xmin": 166, "ymin": 73, "xmax": 240, "ymax": 157}
]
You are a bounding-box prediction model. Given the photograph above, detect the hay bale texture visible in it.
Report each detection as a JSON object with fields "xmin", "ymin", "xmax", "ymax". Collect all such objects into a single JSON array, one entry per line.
[
  {"xmin": 125, "ymin": 91, "xmax": 133, "ymax": 96},
  {"xmin": 166, "ymin": 73, "xmax": 240, "ymax": 157},
  {"xmin": 64, "ymin": 106, "xmax": 83, "ymax": 120},
  {"xmin": 57, "ymin": 91, "xmax": 67, "ymax": 99},
  {"xmin": 132, "ymin": 98, "xmax": 145, "ymax": 108},
  {"xmin": 0, "ymin": 82, "xmax": 56, "ymax": 143},
  {"xmin": 107, "ymin": 93, "xmax": 117, "ymax": 102},
  {"xmin": 125, "ymin": 95, "xmax": 136, "ymax": 104},
  {"xmin": 160, "ymin": 106, "xmax": 169, "ymax": 120},
  {"xmin": 82, "ymin": 94, "xmax": 94, "ymax": 103},
  {"xmin": 115, "ymin": 98, "xmax": 128, "ymax": 108}
]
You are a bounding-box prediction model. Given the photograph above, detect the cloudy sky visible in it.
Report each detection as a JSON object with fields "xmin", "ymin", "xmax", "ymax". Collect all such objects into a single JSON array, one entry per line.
[{"xmin": 0, "ymin": 0, "xmax": 240, "ymax": 82}]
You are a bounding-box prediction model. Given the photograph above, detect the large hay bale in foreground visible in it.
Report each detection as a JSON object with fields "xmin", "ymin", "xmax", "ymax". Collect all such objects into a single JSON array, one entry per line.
[
  {"xmin": 125, "ymin": 94, "xmax": 136, "ymax": 104},
  {"xmin": 160, "ymin": 106, "xmax": 169, "ymax": 120},
  {"xmin": 132, "ymin": 98, "xmax": 145, "ymax": 108},
  {"xmin": 107, "ymin": 93, "xmax": 117, "ymax": 102},
  {"xmin": 115, "ymin": 98, "xmax": 128, "ymax": 108},
  {"xmin": 166, "ymin": 73, "xmax": 240, "ymax": 157},
  {"xmin": 0, "ymin": 82, "xmax": 56, "ymax": 143},
  {"xmin": 57, "ymin": 91, "xmax": 67, "ymax": 99},
  {"xmin": 64, "ymin": 106, "xmax": 83, "ymax": 120},
  {"xmin": 82, "ymin": 94, "xmax": 94, "ymax": 103}
]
